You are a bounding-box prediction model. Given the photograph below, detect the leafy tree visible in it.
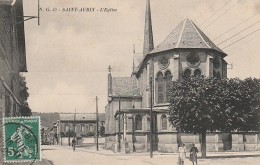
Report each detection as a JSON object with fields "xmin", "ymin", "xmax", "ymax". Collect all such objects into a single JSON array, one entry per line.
[
  {"xmin": 168, "ymin": 77, "xmax": 259, "ymax": 158},
  {"xmin": 18, "ymin": 74, "xmax": 32, "ymax": 116}
]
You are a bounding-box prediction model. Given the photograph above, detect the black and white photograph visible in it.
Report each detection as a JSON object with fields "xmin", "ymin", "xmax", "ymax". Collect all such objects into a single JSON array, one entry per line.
[{"xmin": 1, "ymin": 0, "xmax": 260, "ymax": 164}]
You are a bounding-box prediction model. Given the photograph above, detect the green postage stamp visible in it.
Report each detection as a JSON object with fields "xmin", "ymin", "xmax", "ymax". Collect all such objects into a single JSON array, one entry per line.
[{"xmin": 3, "ymin": 116, "xmax": 41, "ymax": 163}]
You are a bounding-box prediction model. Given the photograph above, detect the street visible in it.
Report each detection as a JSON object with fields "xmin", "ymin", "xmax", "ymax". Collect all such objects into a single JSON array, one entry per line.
[{"xmin": 37, "ymin": 145, "xmax": 260, "ymax": 165}]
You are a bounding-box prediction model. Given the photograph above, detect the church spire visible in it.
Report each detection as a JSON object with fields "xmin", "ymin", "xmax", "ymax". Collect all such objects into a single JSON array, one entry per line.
[{"xmin": 143, "ymin": 0, "xmax": 154, "ymax": 57}]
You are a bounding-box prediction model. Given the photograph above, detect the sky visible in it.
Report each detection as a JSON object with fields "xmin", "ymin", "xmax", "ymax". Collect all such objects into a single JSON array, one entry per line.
[{"xmin": 22, "ymin": 0, "xmax": 260, "ymax": 114}]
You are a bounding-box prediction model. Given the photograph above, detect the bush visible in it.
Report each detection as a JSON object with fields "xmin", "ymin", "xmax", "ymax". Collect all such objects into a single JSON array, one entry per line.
[
  {"xmin": 61, "ymin": 130, "xmax": 76, "ymax": 137},
  {"xmin": 80, "ymin": 131, "xmax": 96, "ymax": 137}
]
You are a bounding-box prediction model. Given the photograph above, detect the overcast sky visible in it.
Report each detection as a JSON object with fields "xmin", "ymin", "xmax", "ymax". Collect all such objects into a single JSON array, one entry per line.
[{"xmin": 22, "ymin": 0, "xmax": 260, "ymax": 114}]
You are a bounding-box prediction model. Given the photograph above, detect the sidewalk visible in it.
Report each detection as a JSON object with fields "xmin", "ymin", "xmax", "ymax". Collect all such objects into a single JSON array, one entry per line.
[
  {"xmin": 41, "ymin": 145, "xmax": 260, "ymax": 165},
  {"xmin": 53, "ymin": 144, "xmax": 260, "ymax": 158}
]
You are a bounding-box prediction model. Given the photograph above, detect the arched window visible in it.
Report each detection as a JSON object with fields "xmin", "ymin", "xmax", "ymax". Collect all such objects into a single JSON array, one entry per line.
[
  {"xmin": 183, "ymin": 68, "xmax": 191, "ymax": 78},
  {"xmin": 135, "ymin": 114, "xmax": 142, "ymax": 130},
  {"xmin": 165, "ymin": 71, "xmax": 172, "ymax": 102},
  {"xmin": 81, "ymin": 125, "xmax": 85, "ymax": 132},
  {"xmin": 147, "ymin": 115, "xmax": 150, "ymax": 131},
  {"xmin": 194, "ymin": 69, "xmax": 201, "ymax": 78},
  {"xmin": 161, "ymin": 114, "xmax": 167, "ymax": 130},
  {"xmin": 156, "ymin": 72, "xmax": 164, "ymax": 104}
]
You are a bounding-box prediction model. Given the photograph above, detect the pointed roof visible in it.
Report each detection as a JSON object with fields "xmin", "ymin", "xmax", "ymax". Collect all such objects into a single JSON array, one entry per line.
[
  {"xmin": 150, "ymin": 18, "xmax": 226, "ymax": 55},
  {"xmin": 111, "ymin": 77, "xmax": 140, "ymax": 96},
  {"xmin": 143, "ymin": 0, "xmax": 154, "ymax": 57}
]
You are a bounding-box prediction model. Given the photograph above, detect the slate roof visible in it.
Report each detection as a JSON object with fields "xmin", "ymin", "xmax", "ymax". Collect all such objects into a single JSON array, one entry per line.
[
  {"xmin": 150, "ymin": 18, "xmax": 226, "ymax": 55},
  {"xmin": 111, "ymin": 77, "xmax": 140, "ymax": 96},
  {"xmin": 59, "ymin": 113, "xmax": 105, "ymax": 122}
]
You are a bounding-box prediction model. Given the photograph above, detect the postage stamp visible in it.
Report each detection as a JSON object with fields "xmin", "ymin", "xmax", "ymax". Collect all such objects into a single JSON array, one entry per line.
[{"xmin": 3, "ymin": 116, "xmax": 41, "ymax": 163}]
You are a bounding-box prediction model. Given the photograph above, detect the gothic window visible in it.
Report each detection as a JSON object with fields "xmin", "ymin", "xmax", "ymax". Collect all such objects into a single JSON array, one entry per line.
[
  {"xmin": 147, "ymin": 115, "xmax": 150, "ymax": 131},
  {"xmin": 135, "ymin": 114, "xmax": 142, "ymax": 130},
  {"xmin": 183, "ymin": 68, "xmax": 191, "ymax": 78},
  {"xmin": 89, "ymin": 124, "xmax": 93, "ymax": 132},
  {"xmin": 81, "ymin": 125, "xmax": 85, "ymax": 132},
  {"xmin": 156, "ymin": 72, "xmax": 164, "ymax": 104},
  {"xmin": 161, "ymin": 114, "xmax": 167, "ymax": 130},
  {"xmin": 165, "ymin": 71, "xmax": 172, "ymax": 102},
  {"xmin": 213, "ymin": 70, "xmax": 221, "ymax": 79},
  {"xmin": 86, "ymin": 124, "xmax": 89, "ymax": 132},
  {"xmin": 194, "ymin": 69, "xmax": 202, "ymax": 78}
]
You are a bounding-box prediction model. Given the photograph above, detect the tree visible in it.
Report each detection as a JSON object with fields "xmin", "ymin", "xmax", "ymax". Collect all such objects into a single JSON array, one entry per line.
[
  {"xmin": 168, "ymin": 77, "xmax": 259, "ymax": 158},
  {"xmin": 18, "ymin": 74, "xmax": 32, "ymax": 116}
]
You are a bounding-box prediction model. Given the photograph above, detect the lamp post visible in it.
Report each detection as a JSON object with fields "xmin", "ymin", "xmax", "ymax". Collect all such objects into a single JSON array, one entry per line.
[{"xmin": 74, "ymin": 109, "xmax": 76, "ymax": 141}]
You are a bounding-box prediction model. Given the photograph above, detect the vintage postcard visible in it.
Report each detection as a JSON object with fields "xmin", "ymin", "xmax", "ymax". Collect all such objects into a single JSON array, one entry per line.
[{"xmin": 1, "ymin": 0, "xmax": 260, "ymax": 164}]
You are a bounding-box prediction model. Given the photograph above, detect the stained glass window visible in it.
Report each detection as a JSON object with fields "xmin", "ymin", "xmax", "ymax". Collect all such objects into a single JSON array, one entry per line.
[
  {"xmin": 147, "ymin": 115, "xmax": 150, "ymax": 131},
  {"xmin": 157, "ymin": 72, "xmax": 164, "ymax": 104},
  {"xmin": 161, "ymin": 114, "xmax": 167, "ymax": 130},
  {"xmin": 183, "ymin": 68, "xmax": 191, "ymax": 78},
  {"xmin": 135, "ymin": 114, "xmax": 142, "ymax": 130},
  {"xmin": 194, "ymin": 69, "xmax": 201, "ymax": 78},
  {"xmin": 165, "ymin": 71, "xmax": 172, "ymax": 102}
]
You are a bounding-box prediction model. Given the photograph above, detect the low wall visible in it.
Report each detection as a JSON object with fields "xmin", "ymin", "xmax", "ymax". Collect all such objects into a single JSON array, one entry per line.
[
  {"xmin": 105, "ymin": 132, "xmax": 260, "ymax": 153},
  {"xmin": 60, "ymin": 137, "xmax": 105, "ymax": 146}
]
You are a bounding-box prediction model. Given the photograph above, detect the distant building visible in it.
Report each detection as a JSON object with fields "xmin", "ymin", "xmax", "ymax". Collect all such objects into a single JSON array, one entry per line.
[
  {"xmin": 104, "ymin": 0, "xmax": 260, "ymax": 153},
  {"xmin": 0, "ymin": 1, "xmax": 28, "ymax": 162},
  {"xmin": 58, "ymin": 113, "xmax": 105, "ymax": 145}
]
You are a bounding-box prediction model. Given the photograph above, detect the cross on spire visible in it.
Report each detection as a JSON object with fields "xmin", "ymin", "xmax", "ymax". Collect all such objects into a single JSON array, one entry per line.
[{"xmin": 108, "ymin": 65, "xmax": 112, "ymax": 73}]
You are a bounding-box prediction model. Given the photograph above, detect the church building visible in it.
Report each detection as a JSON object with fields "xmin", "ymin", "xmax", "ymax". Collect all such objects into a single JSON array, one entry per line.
[{"xmin": 104, "ymin": 0, "xmax": 258, "ymax": 153}]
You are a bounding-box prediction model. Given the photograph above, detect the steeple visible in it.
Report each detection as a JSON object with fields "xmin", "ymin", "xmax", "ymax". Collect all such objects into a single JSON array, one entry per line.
[
  {"xmin": 108, "ymin": 65, "xmax": 112, "ymax": 97},
  {"xmin": 143, "ymin": 0, "xmax": 154, "ymax": 57}
]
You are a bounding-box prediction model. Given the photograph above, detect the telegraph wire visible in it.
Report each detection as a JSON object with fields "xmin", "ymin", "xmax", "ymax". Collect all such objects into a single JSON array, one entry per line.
[
  {"xmin": 203, "ymin": 0, "xmax": 241, "ymax": 30},
  {"xmin": 222, "ymin": 27, "xmax": 260, "ymax": 49},
  {"xmin": 213, "ymin": 14, "xmax": 257, "ymax": 41},
  {"xmin": 199, "ymin": 0, "xmax": 232, "ymax": 27},
  {"xmin": 217, "ymin": 20, "xmax": 260, "ymax": 46},
  {"xmin": 225, "ymin": 35, "xmax": 259, "ymax": 53}
]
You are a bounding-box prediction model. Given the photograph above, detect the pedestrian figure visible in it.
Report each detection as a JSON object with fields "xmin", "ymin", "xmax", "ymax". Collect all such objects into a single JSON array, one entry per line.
[
  {"xmin": 178, "ymin": 143, "xmax": 186, "ymax": 165},
  {"xmin": 72, "ymin": 138, "xmax": 76, "ymax": 151},
  {"xmin": 190, "ymin": 144, "xmax": 198, "ymax": 165}
]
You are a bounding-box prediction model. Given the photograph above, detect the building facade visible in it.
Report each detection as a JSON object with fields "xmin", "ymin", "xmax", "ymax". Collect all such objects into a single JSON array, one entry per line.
[
  {"xmin": 58, "ymin": 113, "xmax": 105, "ymax": 145},
  {"xmin": 0, "ymin": 0, "xmax": 27, "ymax": 162},
  {"xmin": 104, "ymin": 0, "xmax": 260, "ymax": 153}
]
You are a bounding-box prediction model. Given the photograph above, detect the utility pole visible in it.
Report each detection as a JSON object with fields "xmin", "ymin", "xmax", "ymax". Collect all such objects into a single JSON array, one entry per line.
[
  {"xmin": 149, "ymin": 76, "xmax": 153, "ymax": 158},
  {"xmin": 74, "ymin": 109, "xmax": 76, "ymax": 144},
  {"xmin": 118, "ymin": 94, "xmax": 121, "ymax": 152},
  {"xmin": 68, "ymin": 128, "xmax": 70, "ymax": 146},
  {"xmin": 96, "ymin": 96, "xmax": 99, "ymax": 151}
]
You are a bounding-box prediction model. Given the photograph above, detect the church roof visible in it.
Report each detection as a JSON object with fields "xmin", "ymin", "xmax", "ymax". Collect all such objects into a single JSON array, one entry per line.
[
  {"xmin": 149, "ymin": 18, "xmax": 226, "ymax": 55},
  {"xmin": 111, "ymin": 77, "xmax": 140, "ymax": 96}
]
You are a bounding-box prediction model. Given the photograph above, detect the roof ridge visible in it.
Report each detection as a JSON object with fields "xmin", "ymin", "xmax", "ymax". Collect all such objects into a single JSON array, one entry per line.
[
  {"xmin": 176, "ymin": 18, "xmax": 187, "ymax": 48},
  {"xmin": 189, "ymin": 19, "xmax": 211, "ymax": 48}
]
